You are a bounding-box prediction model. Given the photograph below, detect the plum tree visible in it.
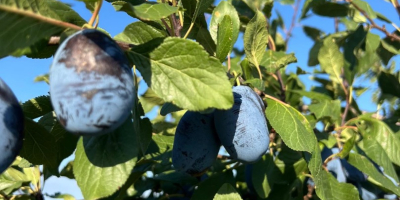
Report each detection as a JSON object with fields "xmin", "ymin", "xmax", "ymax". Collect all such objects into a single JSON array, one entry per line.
[
  {"xmin": 0, "ymin": 78, "xmax": 24, "ymax": 174},
  {"xmin": 172, "ymin": 111, "xmax": 221, "ymax": 175},
  {"xmin": 214, "ymin": 86, "xmax": 269, "ymax": 163},
  {"xmin": 49, "ymin": 29, "xmax": 135, "ymax": 135}
]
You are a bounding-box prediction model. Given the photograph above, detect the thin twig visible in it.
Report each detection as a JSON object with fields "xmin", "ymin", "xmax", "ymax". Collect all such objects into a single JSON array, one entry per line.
[
  {"xmin": 303, "ymin": 184, "xmax": 315, "ymax": 200},
  {"xmin": 347, "ymin": 0, "xmax": 400, "ymax": 42},
  {"xmin": 88, "ymin": 0, "xmax": 103, "ymax": 27},
  {"xmin": 284, "ymin": 0, "xmax": 302, "ymax": 48}
]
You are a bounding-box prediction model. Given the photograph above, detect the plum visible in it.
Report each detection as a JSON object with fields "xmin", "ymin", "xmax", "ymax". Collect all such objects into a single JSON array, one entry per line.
[
  {"xmin": 0, "ymin": 78, "xmax": 24, "ymax": 174},
  {"xmin": 214, "ymin": 86, "xmax": 269, "ymax": 163},
  {"xmin": 172, "ymin": 111, "xmax": 221, "ymax": 175},
  {"xmin": 49, "ymin": 29, "xmax": 135, "ymax": 135},
  {"xmin": 321, "ymin": 147, "xmax": 347, "ymax": 183}
]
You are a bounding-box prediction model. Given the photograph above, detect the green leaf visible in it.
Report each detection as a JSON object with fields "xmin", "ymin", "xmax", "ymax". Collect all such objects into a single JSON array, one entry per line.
[
  {"xmin": 19, "ymin": 118, "xmax": 58, "ymax": 174},
  {"xmin": 160, "ymin": 102, "xmax": 183, "ymax": 116},
  {"xmin": 192, "ymin": 0, "xmax": 214, "ymax": 22},
  {"xmin": 139, "ymin": 88, "xmax": 165, "ymax": 113},
  {"xmin": 303, "ymin": 26, "xmax": 323, "ymax": 41},
  {"xmin": 357, "ymin": 33, "xmax": 380, "ymax": 74},
  {"xmin": 216, "ymin": 15, "xmax": 234, "ymax": 62},
  {"xmin": 114, "ymin": 21, "xmax": 167, "ymax": 45},
  {"xmin": 209, "ymin": 1, "xmax": 240, "ymax": 46},
  {"xmin": 346, "ymin": 153, "xmax": 400, "ymax": 195},
  {"xmin": 360, "ymin": 136, "xmax": 399, "ymax": 183},
  {"xmin": 145, "ymin": 134, "xmax": 174, "ymax": 159},
  {"xmin": 260, "ymin": 51, "xmax": 297, "ymax": 73},
  {"xmin": 378, "ymin": 71, "xmax": 400, "ymax": 98},
  {"xmin": 307, "ymin": 145, "xmax": 360, "ymax": 200},
  {"xmin": 191, "ymin": 171, "xmax": 235, "ymax": 200},
  {"xmin": 351, "ymin": 0, "xmax": 377, "ymax": 19},
  {"xmin": 112, "ymin": 2, "xmax": 178, "ymax": 21},
  {"xmin": 312, "ymin": 2, "xmax": 349, "ymax": 17},
  {"xmin": 288, "ymin": 90, "xmax": 332, "ymax": 100},
  {"xmin": 0, "ymin": 0, "xmax": 68, "ymax": 58},
  {"xmin": 308, "ymin": 40, "xmax": 323, "ymax": 66},
  {"xmin": 309, "ymin": 99, "xmax": 341, "ymax": 122},
  {"xmin": 127, "ymin": 37, "xmax": 234, "ymax": 111},
  {"xmin": 74, "ymin": 118, "xmax": 139, "ymax": 200},
  {"xmin": 213, "ymin": 183, "xmax": 242, "ymax": 200},
  {"xmin": 354, "ymin": 116, "xmax": 400, "ymax": 166},
  {"xmin": 244, "ymin": 10, "xmax": 268, "ymax": 70},
  {"xmin": 38, "ymin": 112, "xmax": 79, "ymax": 176},
  {"xmin": 22, "ymin": 95, "xmax": 53, "ymax": 119},
  {"xmin": 252, "ymin": 154, "xmax": 276, "ymax": 198},
  {"xmin": 338, "ymin": 132, "xmax": 356, "ymax": 158},
  {"xmin": 343, "ymin": 25, "xmax": 368, "ymax": 84},
  {"xmin": 265, "ymin": 98, "xmax": 315, "ymax": 152},
  {"xmin": 134, "ymin": 100, "xmax": 153, "ymax": 155},
  {"xmin": 318, "ymin": 36, "xmax": 343, "ymax": 83},
  {"xmin": 262, "ymin": 0, "xmax": 273, "ymax": 18}
]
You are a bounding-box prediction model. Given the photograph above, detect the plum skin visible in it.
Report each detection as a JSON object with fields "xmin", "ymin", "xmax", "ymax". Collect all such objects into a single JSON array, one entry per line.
[
  {"xmin": 49, "ymin": 29, "xmax": 135, "ymax": 135},
  {"xmin": 0, "ymin": 78, "xmax": 24, "ymax": 174},
  {"xmin": 214, "ymin": 86, "xmax": 270, "ymax": 163},
  {"xmin": 172, "ymin": 111, "xmax": 221, "ymax": 175}
]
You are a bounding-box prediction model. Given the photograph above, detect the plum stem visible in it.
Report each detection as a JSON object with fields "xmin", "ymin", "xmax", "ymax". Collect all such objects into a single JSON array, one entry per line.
[{"xmin": 88, "ymin": 0, "xmax": 103, "ymax": 28}]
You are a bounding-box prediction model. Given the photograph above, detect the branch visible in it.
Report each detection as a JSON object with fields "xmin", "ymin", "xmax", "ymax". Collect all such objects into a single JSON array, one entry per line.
[
  {"xmin": 347, "ymin": 0, "xmax": 400, "ymax": 42},
  {"xmin": 284, "ymin": 0, "xmax": 302, "ymax": 48}
]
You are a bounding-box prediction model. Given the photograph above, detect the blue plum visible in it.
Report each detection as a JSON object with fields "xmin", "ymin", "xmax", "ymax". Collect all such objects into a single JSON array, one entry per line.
[
  {"xmin": 214, "ymin": 86, "xmax": 269, "ymax": 163},
  {"xmin": 0, "ymin": 78, "xmax": 24, "ymax": 174},
  {"xmin": 50, "ymin": 29, "xmax": 135, "ymax": 135},
  {"xmin": 321, "ymin": 147, "xmax": 347, "ymax": 183},
  {"xmin": 172, "ymin": 111, "xmax": 221, "ymax": 175}
]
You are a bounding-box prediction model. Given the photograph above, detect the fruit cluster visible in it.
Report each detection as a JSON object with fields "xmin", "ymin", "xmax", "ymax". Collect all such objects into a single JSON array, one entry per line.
[{"xmin": 172, "ymin": 85, "xmax": 270, "ymax": 175}]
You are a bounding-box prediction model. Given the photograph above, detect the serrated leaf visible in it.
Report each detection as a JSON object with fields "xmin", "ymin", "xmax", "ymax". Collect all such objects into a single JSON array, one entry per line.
[
  {"xmin": 309, "ymin": 99, "xmax": 341, "ymax": 122},
  {"xmin": 318, "ymin": 36, "xmax": 343, "ymax": 83},
  {"xmin": 216, "ymin": 15, "xmax": 234, "ymax": 62},
  {"xmin": 74, "ymin": 118, "xmax": 139, "ymax": 200},
  {"xmin": 112, "ymin": 2, "xmax": 178, "ymax": 21},
  {"xmin": 260, "ymin": 50, "xmax": 297, "ymax": 73},
  {"xmin": 265, "ymin": 98, "xmax": 315, "ymax": 152},
  {"xmin": 347, "ymin": 153, "xmax": 400, "ymax": 195},
  {"xmin": 39, "ymin": 112, "xmax": 79, "ymax": 176},
  {"xmin": 213, "ymin": 183, "xmax": 242, "ymax": 200},
  {"xmin": 19, "ymin": 118, "xmax": 58, "ymax": 174},
  {"xmin": 0, "ymin": 0, "xmax": 70, "ymax": 58},
  {"xmin": 21, "ymin": 95, "xmax": 52, "ymax": 119},
  {"xmin": 360, "ymin": 136, "xmax": 399, "ymax": 183},
  {"xmin": 114, "ymin": 21, "xmax": 167, "ymax": 45},
  {"xmin": 209, "ymin": 1, "xmax": 240, "ymax": 46},
  {"xmin": 354, "ymin": 116, "xmax": 400, "ymax": 167},
  {"xmin": 127, "ymin": 37, "xmax": 234, "ymax": 111},
  {"xmin": 244, "ymin": 10, "xmax": 268, "ymax": 70},
  {"xmin": 191, "ymin": 171, "xmax": 235, "ymax": 200}
]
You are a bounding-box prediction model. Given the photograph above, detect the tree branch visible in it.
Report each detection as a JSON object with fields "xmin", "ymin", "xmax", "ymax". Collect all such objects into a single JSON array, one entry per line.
[
  {"xmin": 347, "ymin": 0, "xmax": 400, "ymax": 42},
  {"xmin": 284, "ymin": 0, "xmax": 302, "ymax": 48}
]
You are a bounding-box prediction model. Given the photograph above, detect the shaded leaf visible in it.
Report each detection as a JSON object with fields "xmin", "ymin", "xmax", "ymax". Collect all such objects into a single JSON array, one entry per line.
[
  {"xmin": 22, "ymin": 95, "xmax": 53, "ymax": 119},
  {"xmin": 112, "ymin": 2, "xmax": 178, "ymax": 21},
  {"xmin": 114, "ymin": 21, "xmax": 167, "ymax": 45},
  {"xmin": 213, "ymin": 183, "xmax": 242, "ymax": 200},
  {"xmin": 309, "ymin": 99, "xmax": 341, "ymax": 122}
]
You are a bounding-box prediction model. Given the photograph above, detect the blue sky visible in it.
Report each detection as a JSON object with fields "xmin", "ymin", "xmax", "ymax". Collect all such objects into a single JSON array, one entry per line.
[{"xmin": 0, "ymin": 0, "xmax": 399, "ymax": 199}]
